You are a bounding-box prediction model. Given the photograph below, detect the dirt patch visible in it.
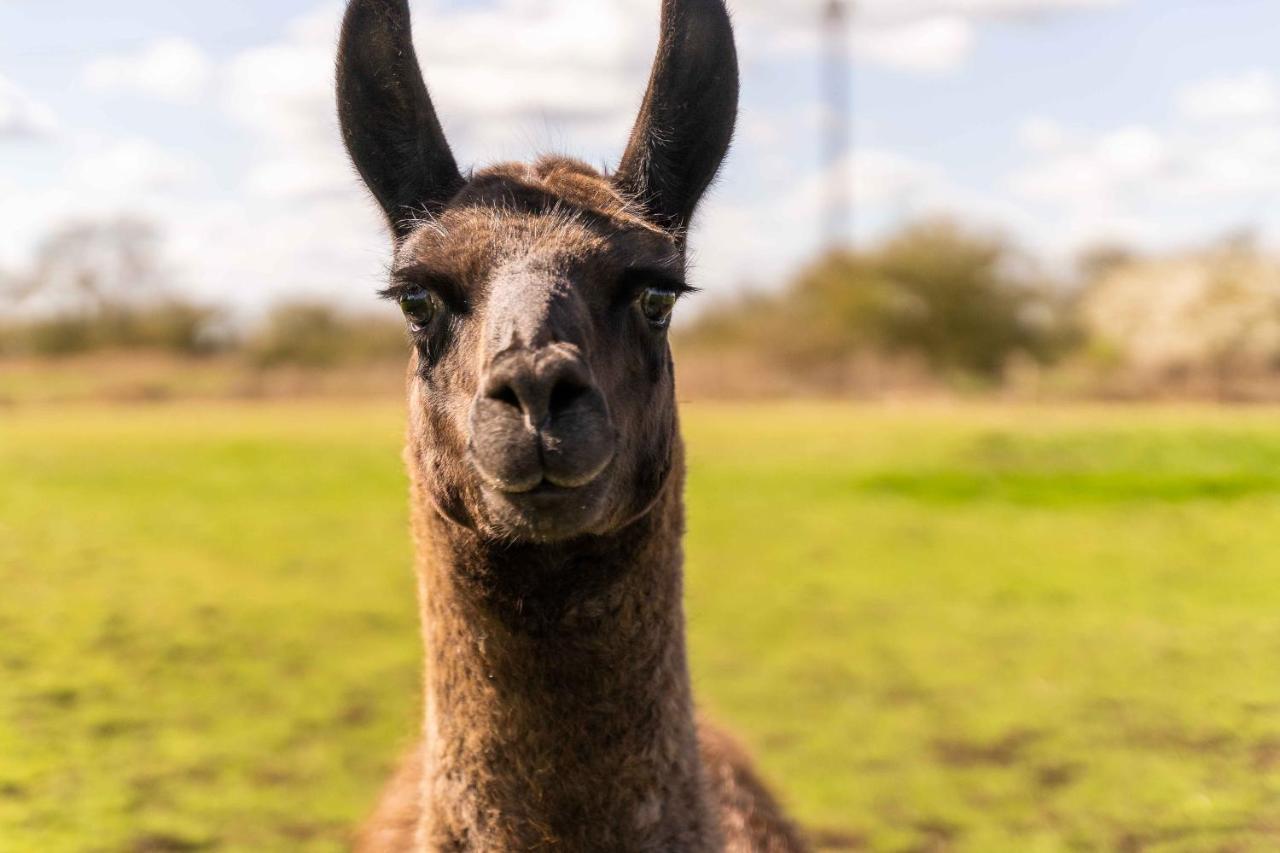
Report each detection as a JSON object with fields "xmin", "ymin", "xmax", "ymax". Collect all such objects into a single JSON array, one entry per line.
[
  {"xmin": 130, "ymin": 834, "xmax": 215, "ymax": 853},
  {"xmin": 251, "ymin": 764, "xmax": 300, "ymax": 787},
  {"xmin": 281, "ymin": 822, "xmax": 353, "ymax": 846},
  {"xmin": 907, "ymin": 818, "xmax": 963, "ymax": 852},
  {"xmin": 1125, "ymin": 726, "xmax": 1234, "ymax": 755},
  {"xmin": 1035, "ymin": 762, "xmax": 1083, "ymax": 791},
  {"xmin": 1253, "ymin": 738, "xmax": 1280, "ymax": 772},
  {"xmin": 808, "ymin": 826, "xmax": 869, "ymax": 850},
  {"xmin": 339, "ymin": 699, "xmax": 376, "ymax": 727},
  {"xmin": 0, "ymin": 783, "xmax": 28, "ymax": 800},
  {"xmin": 1114, "ymin": 823, "xmax": 1259, "ymax": 852},
  {"xmin": 933, "ymin": 729, "xmax": 1043, "ymax": 768}
]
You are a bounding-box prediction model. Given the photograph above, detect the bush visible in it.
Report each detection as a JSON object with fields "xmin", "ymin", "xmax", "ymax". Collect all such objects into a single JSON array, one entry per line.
[
  {"xmin": 0, "ymin": 301, "xmax": 231, "ymax": 358},
  {"xmin": 0, "ymin": 217, "xmax": 233, "ymax": 358},
  {"xmin": 247, "ymin": 301, "xmax": 407, "ymax": 368},
  {"xmin": 681, "ymin": 219, "xmax": 1077, "ymax": 381}
]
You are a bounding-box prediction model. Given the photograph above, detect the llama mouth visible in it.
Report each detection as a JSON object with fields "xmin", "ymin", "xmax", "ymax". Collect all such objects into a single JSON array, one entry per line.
[
  {"xmin": 476, "ymin": 468, "xmax": 598, "ymax": 497},
  {"xmin": 481, "ymin": 470, "xmax": 613, "ymax": 540},
  {"xmin": 502, "ymin": 479, "xmax": 577, "ymax": 498},
  {"xmin": 526, "ymin": 480, "xmax": 573, "ymax": 495},
  {"xmin": 494, "ymin": 476, "xmax": 601, "ymax": 503},
  {"xmin": 470, "ymin": 447, "xmax": 615, "ymax": 497}
]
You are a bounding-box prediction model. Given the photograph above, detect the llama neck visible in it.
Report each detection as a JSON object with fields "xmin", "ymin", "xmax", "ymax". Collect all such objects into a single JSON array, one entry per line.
[{"xmin": 410, "ymin": 479, "xmax": 719, "ymax": 851}]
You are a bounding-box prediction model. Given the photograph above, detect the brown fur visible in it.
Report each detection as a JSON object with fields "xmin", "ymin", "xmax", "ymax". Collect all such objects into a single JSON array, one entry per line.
[
  {"xmin": 360, "ymin": 723, "xmax": 807, "ymax": 853},
  {"xmin": 350, "ymin": 160, "xmax": 809, "ymax": 853},
  {"xmin": 353, "ymin": 422, "xmax": 809, "ymax": 850},
  {"xmin": 337, "ymin": 2, "xmax": 808, "ymax": 849}
]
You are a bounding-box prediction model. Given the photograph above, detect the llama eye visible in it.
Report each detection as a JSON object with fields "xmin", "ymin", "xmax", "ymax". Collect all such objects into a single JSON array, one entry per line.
[
  {"xmin": 638, "ymin": 288, "xmax": 679, "ymax": 329},
  {"xmin": 400, "ymin": 290, "xmax": 441, "ymax": 332}
]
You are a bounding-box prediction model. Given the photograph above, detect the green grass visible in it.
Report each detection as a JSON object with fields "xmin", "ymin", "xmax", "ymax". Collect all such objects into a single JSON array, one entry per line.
[{"xmin": 3, "ymin": 401, "xmax": 1280, "ymax": 851}]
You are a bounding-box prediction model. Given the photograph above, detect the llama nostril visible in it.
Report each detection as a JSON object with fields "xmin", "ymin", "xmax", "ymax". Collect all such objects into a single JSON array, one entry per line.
[
  {"xmin": 480, "ymin": 351, "xmax": 598, "ymax": 431},
  {"xmin": 548, "ymin": 377, "xmax": 591, "ymax": 420},
  {"xmin": 489, "ymin": 384, "xmax": 522, "ymax": 412},
  {"xmin": 471, "ymin": 352, "xmax": 613, "ymax": 493}
]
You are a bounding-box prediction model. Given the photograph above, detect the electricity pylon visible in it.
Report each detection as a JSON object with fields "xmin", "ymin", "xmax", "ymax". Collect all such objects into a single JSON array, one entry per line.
[{"xmin": 822, "ymin": 0, "xmax": 852, "ymax": 250}]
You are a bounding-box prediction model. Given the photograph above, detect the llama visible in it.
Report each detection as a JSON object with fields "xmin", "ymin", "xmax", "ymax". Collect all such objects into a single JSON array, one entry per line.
[{"xmin": 337, "ymin": 0, "xmax": 808, "ymax": 849}]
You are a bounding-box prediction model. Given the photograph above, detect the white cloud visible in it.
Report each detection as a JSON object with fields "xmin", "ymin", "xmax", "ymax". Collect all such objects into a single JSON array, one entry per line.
[
  {"xmin": 1005, "ymin": 98, "xmax": 1280, "ymax": 256},
  {"xmin": 196, "ymin": 0, "xmax": 664, "ymax": 310},
  {"xmin": 223, "ymin": 0, "xmax": 657, "ymax": 201},
  {"xmin": 68, "ymin": 137, "xmax": 203, "ymax": 196},
  {"xmin": 739, "ymin": 0, "xmax": 1125, "ymax": 26},
  {"xmin": 1177, "ymin": 70, "xmax": 1279, "ymax": 122},
  {"xmin": 188, "ymin": 4, "xmax": 424, "ymax": 308},
  {"xmin": 1012, "ymin": 125, "xmax": 1169, "ymax": 205},
  {"xmin": 850, "ymin": 149, "xmax": 946, "ymax": 207},
  {"xmin": 0, "ymin": 133, "xmax": 211, "ymax": 298},
  {"xmin": 223, "ymin": 9, "xmax": 351, "ymax": 202},
  {"xmin": 0, "ymin": 0, "xmax": 1149, "ymax": 314},
  {"xmin": 892, "ymin": 0, "xmax": 1123, "ymax": 19},
  {"xmin": 87, "ymin": 0, "xmax": 1111, "ymax": 304},
  {"xmin": 692, "ymin": 147, "xmax": 960, "ymax": 291},
  {"xmin": 84, "ymin": 37, "xmax": 213, "ymax": 103},
  {"xmin": 736, "ymin": 0, "xmax": 1128, "ymax": 74},
  {"xmin": 411, "ymin": 0, "xmax": 655, "ymax": 162},
  {"xmin": 1017, "ymin": 116, "xmax": 1069, "ymax": 153},
  {"xmin": 1010, "ymin": 117, "xmax": 1280, "ymax": 209},
  {"xmin": 1096, "ymin": 126, "xmax": 1167, "ymax": 179},
  {"xmin": 163, "ymin": 194, "xmax": 390, "ymax": 312},
  {"xmin": 852, "ymin": 15, "xmax": 974, "ymax": 75},
  {"xmin": 0, "ymin": 73, "xmax": 57, "ymax": 138},
  {"xmin": 1022, "ymin": 128, "xmax": 1167, "ymax": 240}
]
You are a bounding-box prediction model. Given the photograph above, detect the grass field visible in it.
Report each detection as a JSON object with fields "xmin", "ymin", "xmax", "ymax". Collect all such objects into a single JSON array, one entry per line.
[{"xmin": 3, "ymin": 401, "xmax": 1280, "ymax": 851}]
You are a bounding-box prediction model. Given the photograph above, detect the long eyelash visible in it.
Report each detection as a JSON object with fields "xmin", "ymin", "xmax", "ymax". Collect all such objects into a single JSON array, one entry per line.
[
  {"xmin": 616, "ymin": 269, "xmax": 699, "ymax": 306},
  {"xmin": 382, "ymin": 272, "xmax": 468, "ymax": 313},
  {"xmin": 379, "ymin": 282, "xmax": 421, "ymax": 301},
  {"xmin": 666, "ymin": 280, "xmax": 701, "ymax": 296}
]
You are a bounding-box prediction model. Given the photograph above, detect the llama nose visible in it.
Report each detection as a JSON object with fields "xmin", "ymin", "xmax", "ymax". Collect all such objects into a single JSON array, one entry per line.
[
  {"xmin": 482, "ymin": 350, "xmax": 594, "ymax": 431},
  {"xmin": 470, "ymin": 347, "xmax": 615, "ymax": 493}
]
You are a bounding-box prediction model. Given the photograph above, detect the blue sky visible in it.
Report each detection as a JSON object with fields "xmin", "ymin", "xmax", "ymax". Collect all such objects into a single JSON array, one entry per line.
[{"xmin": 3, "ymin": 0, "xmax": 1280, "ymax": 313}]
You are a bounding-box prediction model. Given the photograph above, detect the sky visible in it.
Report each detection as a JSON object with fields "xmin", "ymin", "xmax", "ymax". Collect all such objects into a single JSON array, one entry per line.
[{"xmin": 3, "ymin": 0, "xmax": 1280, "ymax": 315}]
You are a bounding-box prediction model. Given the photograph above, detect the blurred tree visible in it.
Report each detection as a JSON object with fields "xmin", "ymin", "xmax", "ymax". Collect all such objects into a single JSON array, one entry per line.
[
  {"xmin": 681, "ymin": 218, "xmax": 1076, "ymax": 381},
  {"xmin": 16, "ymin": 217, "xmax": 164, "ymax": 313},
  {"xmin": 1076, "ymin": 242, "xmax": 1140, "ymax": 284},
  {"xmin": 248, "ymin": 301, "xmax": 406, "ymax": 368},
  {"xmin": 853, "ymin": 221, "xmax": 1065, "ymax": 376},
  {"xmin": 1081, "ymin": 249, "xmax": 1280, "ymax": 385},
  {"xmin": 1, "ymin": 217, "xmax": 228, "ymax": 356}
]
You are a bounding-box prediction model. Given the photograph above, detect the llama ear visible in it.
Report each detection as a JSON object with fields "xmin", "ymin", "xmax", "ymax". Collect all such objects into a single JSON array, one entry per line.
[
  {"xmin": 337, "ymin": 0, "xmax": 464, "ymax": 238},
  {"xmin": 615, "ymin": 0, "xmax": 739, "ymax": 237}
]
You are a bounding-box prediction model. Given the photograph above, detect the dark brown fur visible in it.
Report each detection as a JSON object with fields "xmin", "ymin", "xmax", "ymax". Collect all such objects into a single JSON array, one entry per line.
[
  {"xmin": 356, "ymin": 449, "xmax": 805, "ymax": 851},
  {"xmin": 337, "ymin": 2, "xmax": 808, "ymax": 849}
]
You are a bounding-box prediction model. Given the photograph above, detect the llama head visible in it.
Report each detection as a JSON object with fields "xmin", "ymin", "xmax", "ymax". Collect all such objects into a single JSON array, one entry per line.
[{"xmin": 337, "ymin": 0, "xmax": 738, "ymax": 543}]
